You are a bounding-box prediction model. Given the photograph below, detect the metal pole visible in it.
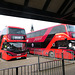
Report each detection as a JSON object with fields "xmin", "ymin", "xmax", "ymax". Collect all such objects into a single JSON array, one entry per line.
[
  {"xmin": 34, "ymin": 49, "xmax": 35, "ymax": 55},
  {"xmin": 42, "ymin": 50, "xmax": 43, "ymax": 56},
  {"xmin": 38, "ymin": 55, "xmax": 40, "ymax": 71},
  {"xmin": 73, "ymin": 52, "xmax": 74, "ymax": 60},
  {"xmin": 62, "ymin": 53, "xmax": 65, "ymax": 75},
  {"xmin": 16, "ymin": 67, "xmax": 18, "ymax": 75},
  {"xmin": 54, "ymin": 50, "xmax": 55, "ymax": 58}
]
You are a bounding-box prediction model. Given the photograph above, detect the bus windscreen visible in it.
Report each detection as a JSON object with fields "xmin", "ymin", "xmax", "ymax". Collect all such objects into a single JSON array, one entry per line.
[
  {"xmin": 8, "ymin": 28, "xmax": 25, "ymax": 35},
  {"xmin": 6, "ymin": 42, "xmax": 26, "ymax": 53},
  {"xmin": 67, "ymin": 25, "xmax": 75, "ymax": 32}
]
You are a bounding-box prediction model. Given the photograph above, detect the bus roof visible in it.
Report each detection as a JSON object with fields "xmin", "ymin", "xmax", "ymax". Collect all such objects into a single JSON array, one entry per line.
[{"xmin": 7, "ymin": 26, "xmax": 24, "ymax": 29}]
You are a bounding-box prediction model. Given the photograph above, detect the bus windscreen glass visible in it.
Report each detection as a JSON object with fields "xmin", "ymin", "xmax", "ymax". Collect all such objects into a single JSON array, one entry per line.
[
  {"xmin": 67, "ymin": 25, "xmax": 75, "ymax": 32},
  {"xmin": 7, "ymin": 42, "xmax": 26, "ymax": 53},
  {"xmin": 8, "ymin": 28, "xmax": 25, "ymax": 35}
]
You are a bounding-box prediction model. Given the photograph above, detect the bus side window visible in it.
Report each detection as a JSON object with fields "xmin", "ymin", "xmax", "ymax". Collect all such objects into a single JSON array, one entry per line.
[{"xmin": 2, "ymin": 28, "xmax": 7, "ymax": 35}]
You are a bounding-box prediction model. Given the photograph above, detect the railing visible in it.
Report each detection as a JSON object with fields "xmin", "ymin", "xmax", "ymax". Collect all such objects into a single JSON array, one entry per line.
[{"xmin": 0, "ymin": 60, "xmax": 62, "ymax": 75}]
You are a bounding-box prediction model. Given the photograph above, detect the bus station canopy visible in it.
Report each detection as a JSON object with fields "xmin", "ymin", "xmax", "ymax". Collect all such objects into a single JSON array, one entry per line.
[{"xmin": 0, "ymin": 0, "xmax": 75, "ymax": 25}]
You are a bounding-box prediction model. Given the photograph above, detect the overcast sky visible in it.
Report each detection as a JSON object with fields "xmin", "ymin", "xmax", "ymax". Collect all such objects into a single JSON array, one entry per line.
[{"xmin": 0, "ymin": 15, "xmax": 60, "ymax": 33}]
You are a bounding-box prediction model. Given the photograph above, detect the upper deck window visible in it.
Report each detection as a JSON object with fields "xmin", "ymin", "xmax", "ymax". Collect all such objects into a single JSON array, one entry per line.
[
  {"xmin": 8, "ymin": 28, "xmax": 26, "ymax": 35},
  {"xmin": 2, "ymin": 27, "xmax": 7, "ymax": 35},
  {"xmin": 67, "ymin": 25, "xmax": 75, "ymax": 32},
  {"xmin": 50, "ymin": 25, "xmax": 66, "ymax": 34},
  {"xmin": 27, "ymin": 29, "xmax": 47, "ymax": 38}
]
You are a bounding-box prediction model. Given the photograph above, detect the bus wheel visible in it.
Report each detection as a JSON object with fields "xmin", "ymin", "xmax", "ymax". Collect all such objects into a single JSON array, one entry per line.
[
  {"xmin": 24, "ymin": 57, "xmax": 26, "ymax": 59},
  {"xmin": 48, "ymin": 51, "xmax": 55, "ymax": 58}
]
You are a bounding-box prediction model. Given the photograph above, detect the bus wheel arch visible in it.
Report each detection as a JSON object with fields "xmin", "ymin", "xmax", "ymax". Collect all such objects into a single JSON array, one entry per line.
[{"xmin": 48, "ymin": 51, "xmax": 55, "ymax": 58}]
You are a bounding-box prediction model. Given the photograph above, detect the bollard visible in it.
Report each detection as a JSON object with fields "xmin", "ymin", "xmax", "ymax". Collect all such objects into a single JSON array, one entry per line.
[{"xmin": 62, "ymin": 53, "xmax": 65, "ymax": 75}]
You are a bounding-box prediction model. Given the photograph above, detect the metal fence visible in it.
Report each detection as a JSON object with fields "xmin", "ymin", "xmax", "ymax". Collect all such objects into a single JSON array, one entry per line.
[{"xmin": 0, "ymin": 59, "xmax": 63, "ymax": 75}]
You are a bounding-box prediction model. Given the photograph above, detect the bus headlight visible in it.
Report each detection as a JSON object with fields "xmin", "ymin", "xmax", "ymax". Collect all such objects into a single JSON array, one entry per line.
[{"xmin": 68, "ymin": 43, "xmax": 72, "ymax": 47}]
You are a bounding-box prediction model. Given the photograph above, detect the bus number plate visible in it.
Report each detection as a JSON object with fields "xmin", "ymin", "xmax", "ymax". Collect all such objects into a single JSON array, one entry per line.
[
  {"xmin": 17, "ymin": 54, "xmax": 21, "ymax": 59},
  {"xmin": 17, "ymin": 54, "xmax": 21, "ymax": 56}
]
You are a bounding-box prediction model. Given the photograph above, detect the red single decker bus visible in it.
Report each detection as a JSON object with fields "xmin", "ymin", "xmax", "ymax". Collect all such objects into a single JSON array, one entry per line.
[
  {"xmin": 0, "ymin": 26, "xmax": 27, "ymax": 60},
  {"xmin": 27, "ymin": 24, "xmax": 75, "ymax": 59}
]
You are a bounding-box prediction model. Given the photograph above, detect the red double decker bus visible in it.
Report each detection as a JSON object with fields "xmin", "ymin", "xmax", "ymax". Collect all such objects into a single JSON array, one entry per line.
[
  {"xmin": 0, "ymin": 26, "xmax": 27, "ymax": 60},
  {"xmin": 27, "ymin": 24, "xmax": 75, "ymax": 59}
]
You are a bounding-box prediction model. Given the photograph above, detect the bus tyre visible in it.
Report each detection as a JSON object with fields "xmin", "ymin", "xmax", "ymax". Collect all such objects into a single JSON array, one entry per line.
[
  {"xmin": 24, "ymin": 57, "xmax": 26, "ymax": 59},
  {"xmin": 48, "ymin": 51, "xmax": 55, "ymax": 58}
]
